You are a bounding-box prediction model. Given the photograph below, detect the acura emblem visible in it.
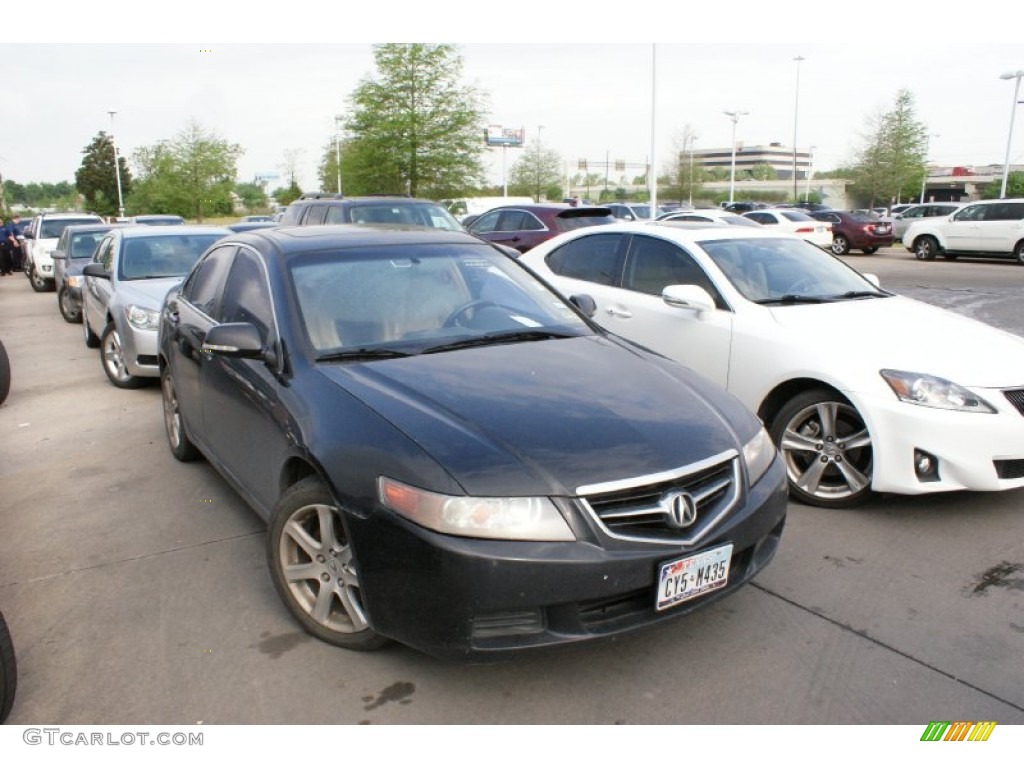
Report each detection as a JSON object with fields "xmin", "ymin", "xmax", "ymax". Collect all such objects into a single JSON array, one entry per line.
[{"xmin": 664, "ymin": 491, "xmax": 697, "ymax": 529}]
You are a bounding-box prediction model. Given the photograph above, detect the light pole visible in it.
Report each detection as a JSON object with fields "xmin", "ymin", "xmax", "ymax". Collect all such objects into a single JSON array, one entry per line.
[
  {"xmin": 535, "ymin": 125, "xmax": 545, "ymax": 202},
  {"xmin": 920, "ymin": 133, "xmax": 939, "ymax": 204},
  {"xmin": 108, "ymin": 110, "xmax": 125, "ymax": 219},
  {"xmin": 792, "ymin": 55, "xmax": 805, "ymax": 202},
  {"xmin": 724, "ymin": 110, "xmax": 748, "ymax": 204},
  {"xmin": 999, "ymin": 70, "xmax": 1024, "ymax": 199},
  {"xmin": 334, "ymin": 115, "xmax": 344, "ymax": 196}
]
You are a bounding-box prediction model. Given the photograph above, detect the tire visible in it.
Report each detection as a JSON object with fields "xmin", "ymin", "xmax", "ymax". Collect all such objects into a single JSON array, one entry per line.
[
  {"xmin": 861, "ymin": 246, "xmax": 879, "ymax": 255},
  {"xmin": 1016, "ymin": 241, "xmax": 1024, "ymax": 266},
  {"xmin": 769, "ymin": 388, "xmax": 874, "ymax": 508},
  {"xmin": 267, "ymin": 477, "xmax": 387, "ymax": 651},
  {"xmin": 58, "ymin": 287, "xmax": 82, "ymax": 323},
  {"xmin": 0, "ymin": 610, "xmax": 16, "ymax": 724},
  {"xmin": 161, "ymin": 369, "xmax": 199, "ymax": 461},
  {"xmin": 100, "ymin": 323, "xmax": 146, "ymax": 389},
  {"xmin": 83, "ymin": 317, "xmax": 100, "ymax": 349},
  {"xmin": 914, "ymin": 236, "xmax": 938, "ymax": 261},
  {"xmin": 29, "ymin": 267, "xmax": 51, "ymax": 293},
  {"xmin": 830, "ymin": 235, "xmax": 850, "ymax": 255},
  {"xmin": 0, "ymin": 339, "xmax": 10, "ymax": 406}
]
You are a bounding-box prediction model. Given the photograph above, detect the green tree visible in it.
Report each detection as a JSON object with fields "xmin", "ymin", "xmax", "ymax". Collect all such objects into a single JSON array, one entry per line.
[
  {"xmin": 75, "ymin": 131, "xmax": 132, "ymax": 217},
  {"xmin": 235, "ymin": 182, "xmax": 268, "ymax": 212},
  {"xmin": 749, "ymin": 163, "xmax": 777, "ymax": 181},
  {"xmin": 127, "ymin": 120, "xmax": 242, "ymax": 221},
  {"xmin": 272, "ymin": 182, "xmax": 303, "ymax": 206},
  {"xmin": 342, "ymin": 44, "xmax": 487, "ymax": 198},
  {"xmin": 982, "ymin": 171, "xmax": 1024, "ymax": 199},
  {"xmin": 849, "ymin": 90, "xmax": 927, "ymax": 208},
  {"xmin": 508, "ymin": 140, "xmax": 563, "ymax": 201}
]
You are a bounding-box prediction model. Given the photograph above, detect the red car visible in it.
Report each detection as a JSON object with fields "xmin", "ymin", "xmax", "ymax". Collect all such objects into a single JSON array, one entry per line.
[
  {"xmin": 467, "ymin": 204, "xmax": 616, "ymax": 254},
  {"xmin": 810, "ymin": 210, "xmax": 894, "ymax": 255}
]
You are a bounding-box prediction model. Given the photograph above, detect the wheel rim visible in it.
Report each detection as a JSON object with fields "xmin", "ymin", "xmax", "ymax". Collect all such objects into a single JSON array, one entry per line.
[
  {"xmin": 278, "ymin": 503, "xmax": 368, "ymax": 634},
  {"xmin": 916, "ymin": 240, "xmax": 933, "ymax": 260},
  {"xmin": 162, "ymin": 375, "xmax": 183, "ymax": 449},
  {"xmin": 779, "ymin": 400, "xmax": 872, "ymax": 503},
  {"xmin": 59, "ymin": 290, "xmax": 78, "ymax": 320},
  {"xmin": 831, "ymin": 237, "xmax": 847, "ymax": 254},
  {"xmin": 31, "ymin": 271, "xmax": 46, "ymax": 289},
  {"xmin": 102, "ymin": 329, "xmax": 130, "ymax": 382}
]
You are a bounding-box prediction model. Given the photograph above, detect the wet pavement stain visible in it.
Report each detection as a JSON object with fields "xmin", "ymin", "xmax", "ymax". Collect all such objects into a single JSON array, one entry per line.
[
  {"xmin": 253, "ymin": 631, "xmax": 311, "ymax": 659},
  {"xmin": 823, "ymin": 555, "xmax": 863, "ymax": 568},
  {"xmin": 363, "ymin": 681, "xmax": 415, "ymax": 711},
  {"xmin": 969, "ymin": 561, "xmax": 1024, "ymax": 596}
]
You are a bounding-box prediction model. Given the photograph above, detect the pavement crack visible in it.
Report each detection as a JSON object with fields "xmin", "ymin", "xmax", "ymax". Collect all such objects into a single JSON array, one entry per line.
[
  {"xmin": 751, "ymin": 582, "xmax": 1024, "ymax": 715},
  {"xmin": 0, "ymin": 529, "xmax": 266, "ymax": 589}
]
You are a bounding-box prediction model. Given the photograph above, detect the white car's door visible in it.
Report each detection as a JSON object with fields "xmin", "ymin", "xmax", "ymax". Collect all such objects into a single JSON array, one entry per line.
[
  {"xmin": 944, "ymin": 204, "xmax": 987, "ymax": 251},
  {"xmin": 977, "ymin": 201, "xmax": 1024, "ymax": 254}
]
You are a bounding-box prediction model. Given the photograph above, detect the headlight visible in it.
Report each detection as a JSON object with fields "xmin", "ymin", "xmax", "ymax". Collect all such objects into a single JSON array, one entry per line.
[
  {"xmin": 67, "ymin": 276, "xmax": 83, "ymax": 288},
  {"xmin": 379, "ymin": 477, "xmax": 575, "ymax": 541},
  {"xmin": 125, "ymin": 304, "xmax": 161, "ymax": 331},
  {"xmin": 742, "ymin": 426, "xmax": 776, "ymax": 486},
  {"xmin": 880, "ymin": 369, "xmax": 995, "ymax": 413}
]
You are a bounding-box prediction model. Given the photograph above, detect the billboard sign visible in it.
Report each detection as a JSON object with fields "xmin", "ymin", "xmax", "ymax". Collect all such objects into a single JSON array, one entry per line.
[{"xmin": 485, "ymin": 125, "xmax": 525, "ymax": 147}]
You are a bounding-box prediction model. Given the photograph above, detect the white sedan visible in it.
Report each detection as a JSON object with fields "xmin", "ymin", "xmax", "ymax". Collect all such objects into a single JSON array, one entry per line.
[
  {"xmin": 742, "ymin": 208, "xmax": 833, "ymax": 248},
  {"xmin": 521, "ymin": 222, "xmax": 1024, "ymax": 508}
]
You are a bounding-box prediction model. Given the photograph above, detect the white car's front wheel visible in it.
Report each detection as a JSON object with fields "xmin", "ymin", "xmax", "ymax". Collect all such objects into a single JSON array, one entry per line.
[{"xmin": 770, "ymin": 389, "xmax": 874, "ymax": 508}]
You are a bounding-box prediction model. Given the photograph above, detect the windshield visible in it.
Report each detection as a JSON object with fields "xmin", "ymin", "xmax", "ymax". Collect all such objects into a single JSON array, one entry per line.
[
  {"xmin": 40, "ymin": 218, "xmax": 102, "ymax": 239},
  {"xmin": 700, "ymin": 237, "xmax": 887, "ymax": 303},
  {"xmin": 346, "ymin": 202, "xmax": 464, "ymax": 231},
  {"xmin": 118, "ymin": 234, "xmax": 224, "ymax": 281},
  {"xmin": 290, "ymin": 243, "xmax": 592, "ymax": 357}
]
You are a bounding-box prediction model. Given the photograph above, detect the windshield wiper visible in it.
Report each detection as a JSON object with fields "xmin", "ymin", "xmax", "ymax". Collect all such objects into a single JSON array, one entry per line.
[
  {"xmin": 754, "ymin": 294, "xmax": 836, "ymax": 305},
  {"xmin": 421, "ymin": 330, "xmax": 576, "ymax": 354},
  {"xmin": 832, "ymin": 290, "xmax": 890, "ymax": 300},
  {"xmin": 316, "ymin": 348, "xmax": 413, "ymax": 362}
]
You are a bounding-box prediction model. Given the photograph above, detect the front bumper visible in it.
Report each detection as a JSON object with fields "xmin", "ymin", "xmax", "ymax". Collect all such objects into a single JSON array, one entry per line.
[
  {"xmin": 345, "ymin": 457, "xmax": 788, "ymax": 660},
  {"xmin": 856, "ymin": 387, "xmax": 1024, "ymax": 494},
  {"xmin": 118, "ymin": 322, "xmax": 160, "ymax": 378}
]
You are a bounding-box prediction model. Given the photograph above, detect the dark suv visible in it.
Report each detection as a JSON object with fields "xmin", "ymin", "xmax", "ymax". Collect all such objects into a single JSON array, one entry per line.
[
  {"xmin": 810, "ymin": 210, "xmax": 893, "ymax": 255},
  {"xmin": 279, "ymin": 195, "xmax": 464, "ymax": 231}
]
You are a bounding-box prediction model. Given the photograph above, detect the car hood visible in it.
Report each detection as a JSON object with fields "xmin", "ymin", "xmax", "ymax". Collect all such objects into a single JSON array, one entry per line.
[
  {"xmin": 765, "ymin": 295, "xmax": 1024, "ymax": 388},
  {"xmin": 114, "ymin": 277, "xmax": 185, "ymax": 310},
  {"xmin": 317, "ymin": 336, "xmax": 755, "ymax": 497}
]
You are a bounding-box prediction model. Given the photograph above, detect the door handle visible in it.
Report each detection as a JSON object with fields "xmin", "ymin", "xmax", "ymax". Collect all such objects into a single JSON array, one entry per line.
[{"xmin": 606, "ymin": 307, "xmax": 632, "ymax": 319}]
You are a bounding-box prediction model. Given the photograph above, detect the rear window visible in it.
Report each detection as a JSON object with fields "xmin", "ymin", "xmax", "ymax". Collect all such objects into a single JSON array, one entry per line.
[
  {"xmin": 780, "ymin": 211, "xmax": 815, "ymax": 222},
  {"xmin": 40, "ymin": 218, "xmax": 103, "ymax": 239},
  {"xmin": 118, "ymin": 234, "xmax": 225, "ymax": 281},
  {"xmin": 554, "ymin": 210, "xmax": 617, "ymax": 232},
  {"xmin": 70, "ymin": 233, "xmax": 103, "ymax": 259},
  {"xmin": 346, "ymin": 202, "xmax": 463, "ymax": 231}
]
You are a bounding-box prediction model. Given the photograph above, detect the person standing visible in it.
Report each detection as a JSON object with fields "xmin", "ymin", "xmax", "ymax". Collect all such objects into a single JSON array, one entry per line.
[
  {"xmin": 7, "ymin": 215, "xmax": 25, "ymax": 272},
  {"xmin": 0, "ymin": 218, "xmax": 14, "ymax": 275}
]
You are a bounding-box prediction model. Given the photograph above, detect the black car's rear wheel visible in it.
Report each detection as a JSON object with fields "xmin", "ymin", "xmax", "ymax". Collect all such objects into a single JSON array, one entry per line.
[
  {"xmin": 770, "ymin": 389, "xmax": 874, "ymax": 508},
  {"xmin": 0, "ymin": 611, "xmax": 16, "ymax": 724},
  {"xmin": 268, "ymin": 477, "xmax": 387, "ymax": 651}
]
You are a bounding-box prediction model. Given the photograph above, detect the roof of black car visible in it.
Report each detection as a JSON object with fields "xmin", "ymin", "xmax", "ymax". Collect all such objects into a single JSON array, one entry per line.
[{"xmin": 228, "ymin": 224, "xmax": 483, "ymax": 254}]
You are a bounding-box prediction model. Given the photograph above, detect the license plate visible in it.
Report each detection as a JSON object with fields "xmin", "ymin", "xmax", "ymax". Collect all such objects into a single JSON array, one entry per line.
[{"xmin": 656, "ymin": 543, "xmax": 733, "ymax": 611}]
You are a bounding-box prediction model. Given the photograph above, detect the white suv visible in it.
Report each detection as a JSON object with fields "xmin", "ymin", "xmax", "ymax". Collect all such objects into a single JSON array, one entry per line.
[
  {"xmin": 902, "ymin": 198, "xmax": 1024, "ymax": 264},
  {"xmin": 23, "ymin": 212, "xmax": 104, "ymax": 291}
]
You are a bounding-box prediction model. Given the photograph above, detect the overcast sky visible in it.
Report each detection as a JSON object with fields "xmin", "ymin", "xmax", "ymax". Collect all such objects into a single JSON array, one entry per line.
[{"xmin": 6, "ymin": 4, "xmax": 1023, "ymax": 195}]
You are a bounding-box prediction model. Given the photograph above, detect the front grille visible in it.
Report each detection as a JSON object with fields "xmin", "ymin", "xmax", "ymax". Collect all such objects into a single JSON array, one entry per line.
[
  {"xmin": 580, "ymin": 453, "xmax": 739, "ymax": 545},
  {"xmin": 995, "ymin": 459, "xmax": 1024, "ymax": 480},
  {"xmin": 1003, "ymin": 389, "xmax": 1024, "ymax": 417}
]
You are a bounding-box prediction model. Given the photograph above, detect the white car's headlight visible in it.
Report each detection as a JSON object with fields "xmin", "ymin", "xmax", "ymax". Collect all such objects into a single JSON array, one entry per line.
[
  {"xmin": 880, "ymin": 369, "xmax": 996, "ymax": 413},
  {"xmin": 742, "ymin": 426, "xmax": 776, "ymax": 486},
  {"xmin": 125, "ymin": 304, "xmax": 161, "ymax": 331},
  {"xmin": 379, "ymin": 477, "xmax": 575, "ymax": 541}
]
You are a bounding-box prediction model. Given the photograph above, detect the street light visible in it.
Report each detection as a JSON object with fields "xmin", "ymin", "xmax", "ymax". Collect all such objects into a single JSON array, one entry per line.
[
  {"xmin": 535, "ymin": 125, "xmax": 545, "ymax": 202},
  {"xmin": 724, "ymin": 110, "xmax": 748, "ymax": 204},
  {"xmin": 920, "ymin": 133, "xmax": 939, "ymax": 204},
  {"xmin": 108, "ymin": 110, "xmax": 125, "ymax": 219},
  {"xmin": 792, "ymin": 55, "xmax": 805, "ymax": 202},
  {"xmin": 334, "ymin": 115, "xmax": 344, "ymax": 196},
  {"xmin": 999, "ymin": 70, "xmax": 1024, "ymax": 199}
]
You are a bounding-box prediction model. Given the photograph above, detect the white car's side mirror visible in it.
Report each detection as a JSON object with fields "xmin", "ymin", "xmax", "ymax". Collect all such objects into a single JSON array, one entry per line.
[
  {"xmin": 662, "ymin": 285, "xmax": 716, "ymax": 312},
  {"xmin": 863, "ymin": 273, "xmax": 881, "ymax": 288}
]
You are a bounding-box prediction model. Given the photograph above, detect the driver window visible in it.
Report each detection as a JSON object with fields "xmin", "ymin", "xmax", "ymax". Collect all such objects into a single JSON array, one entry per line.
[
  {"xmin": 470, "ymin": 210, "xmax": 501, "ymax": 234},
  {"xmin": 623, "ymin": 236, "xmax": 724, "ymax": 307}
]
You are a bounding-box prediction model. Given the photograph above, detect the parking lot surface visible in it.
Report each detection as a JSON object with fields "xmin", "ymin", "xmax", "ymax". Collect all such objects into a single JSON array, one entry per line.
[{"xmin": 1, "ymin": 247, "xmax": 1023, "ymax": 725}]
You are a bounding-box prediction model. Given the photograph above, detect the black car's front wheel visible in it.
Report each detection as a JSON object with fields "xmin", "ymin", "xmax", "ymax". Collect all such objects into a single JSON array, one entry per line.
[
  {"xmin": 770, "ymin": 389, "xmax": 874, "ymax": 508},
  {"xmin": 268, "ymin": 477, "xmax": 387, "ymax": 651}
]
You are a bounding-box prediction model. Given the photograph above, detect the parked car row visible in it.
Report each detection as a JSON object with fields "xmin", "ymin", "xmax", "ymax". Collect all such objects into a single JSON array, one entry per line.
[{"xmin": 901, "ymin": 198, "xmax": 1024, "ymax": 264}]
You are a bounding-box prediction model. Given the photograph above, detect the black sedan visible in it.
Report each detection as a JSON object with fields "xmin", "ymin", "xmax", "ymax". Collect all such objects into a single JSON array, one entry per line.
[{"xmin": 157, "ymin": 225, "xmax": 787, "ymax": 659}]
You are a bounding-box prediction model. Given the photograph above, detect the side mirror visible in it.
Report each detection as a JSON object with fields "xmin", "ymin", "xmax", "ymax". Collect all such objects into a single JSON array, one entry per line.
[
  {"xmin": 51, "ymin": 251, "xmax": 65, "ymax": 260},
  {"xmin": 83, "ymin": 263, "xmax": 110, "ymax": 279},
  {"xmin": 23, "ymin": 231, "xmax": 34, "ymax": 240},
  {"xmin": 863, "ymin": 273, "xmax": 881, "ymax": 288},
  {"xmin": 202, "ymin": 322, "xmax": 264, "ymax": 359},
  {"xmin": 569, "ymin": 294, "xmax": 597, "ymax": 318},
  {"xmin": 662, "ymin": 284, "xmax": 716, "ymax": 312}
]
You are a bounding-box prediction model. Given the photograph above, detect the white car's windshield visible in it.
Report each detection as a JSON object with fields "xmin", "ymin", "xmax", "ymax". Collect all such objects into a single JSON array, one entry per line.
[{"xmin": 700, "ymin": 237, "xmax": 888, "ymax": 303}]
